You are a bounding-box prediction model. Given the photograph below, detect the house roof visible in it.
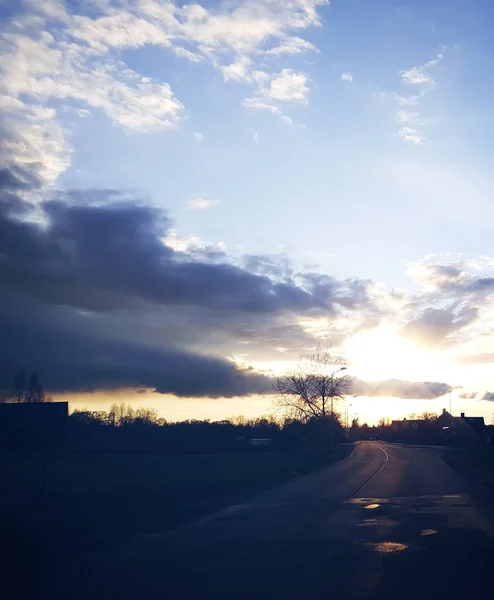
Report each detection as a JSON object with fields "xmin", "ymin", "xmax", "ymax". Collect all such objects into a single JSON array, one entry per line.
[
  {"xmin": 455, "ymin": 416, "xmax": 485, "ymax": 434},
  {"xmin": 392, "ymin": 413, "xmax": 485, "ymax": 435}
]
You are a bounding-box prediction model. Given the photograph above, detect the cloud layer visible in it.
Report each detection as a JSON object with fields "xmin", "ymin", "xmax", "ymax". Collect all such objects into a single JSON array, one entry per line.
[
  {"xmin": 0, "ymin": 0, "xmax": 327, "ymax": 183},
  {"xmin": 353, "ymin": 379, "xmax": 451, "ymax": 400},
  {"xmin": 0, "ymin": 161, "xmax": 376, "ymax": 396},
  {"xmin": 2, "ymin": 5, "xmax": 493, "ymax": 408},
  {"xmin": 4, "ymin": 161, "xmax": 494, "ymax": 401},
  {"xmin": 3, "ymin": 145, "xmax": 494, "ymax": 400}
]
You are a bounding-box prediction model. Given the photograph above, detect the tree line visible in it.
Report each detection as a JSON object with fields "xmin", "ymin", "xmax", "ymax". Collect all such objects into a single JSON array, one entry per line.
[
  {"xmin": 1, "ymin": 371, "xmax": 52, "ymax": 403},
  {"xmin": 65, "ymin": 348, "xmax": 352, "ymax": 454},
  {"xmin": 67, "ymin": 403, "xmax": 345, "ymax": 454}
]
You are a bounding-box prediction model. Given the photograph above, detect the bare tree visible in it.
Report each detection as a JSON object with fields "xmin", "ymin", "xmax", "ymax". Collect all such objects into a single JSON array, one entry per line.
[
  {"xmin": 11, "ymin": 370, "xmax": 26, "ymax": 403},
  {"xmin": 7, "ymin": 371, "xmax": 51, "ymax": 403},
  {"xmin": 134, "ymin": 407, "xmax": 159, "ymax": 425},
  {"xmin": 273, "ymin": 347, "xmax": 352, "ymax": 422},
  {"xmin": 107, "ymin": 403, "xmax": 158, "ymax": 426},
  {"xmin": 25, "ymin": 372, "xmax": 45, "ymax": 403},
  {"xmin": 418, "ymin": 411, "xmax": 438, "ymax": 422}
]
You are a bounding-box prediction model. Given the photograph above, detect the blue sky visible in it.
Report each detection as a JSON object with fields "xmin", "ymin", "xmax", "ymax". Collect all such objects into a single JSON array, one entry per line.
[{"xmin": 2, "ymin": 0, "xmax": 494, "ymax": 424}]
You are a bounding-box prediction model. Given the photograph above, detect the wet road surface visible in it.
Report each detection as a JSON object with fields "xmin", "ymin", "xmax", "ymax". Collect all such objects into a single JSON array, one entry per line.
[{"xmin": 69, "ymin": 442, "xmax": 494, "ymax": 599}]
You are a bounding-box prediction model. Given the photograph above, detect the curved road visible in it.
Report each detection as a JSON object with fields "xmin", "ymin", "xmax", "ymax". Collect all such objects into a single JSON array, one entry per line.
[{"xmin": 76, "ymin": 442, "xmax": 494, "ymax": 599}]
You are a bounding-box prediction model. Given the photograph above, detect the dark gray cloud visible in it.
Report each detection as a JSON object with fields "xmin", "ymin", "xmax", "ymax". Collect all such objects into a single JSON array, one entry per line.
[
  {"xmin": 0, "ymin": 186, "xmax": 335, "ymax": 315},
  {"xmin": 0, "ymin": 166, "xmax": 40, "ymax": 191},
  {"xmin": 401, "ymin": 305, "xmax": 479, "ymax": 346},
  {"xmin": 434, "ymin": 265, "xmax": 464, "ymax": 280},
  {"xmin": 0, "ymin": 165, "xmax": 379, "ymax": 397},
  {"xmin": 465, "ymin": 278, "xmax": 494, "ymax": 293},
  {"xmin": 243, "ymin": 253, "xmax": 294, "ymax": 280},
  {"xmin": 300, "ymin": 273, "xmax": 376, "ymax": 312},
  {"xmin": 0, "ymin": 288, "xmax": 272, "ymax": 397},
  {"xmin": 418, "ymin": 262, "xmax": 494, "ymax": 296},
  {"xmin": 353, "ymin": 379, "xmax": 451, "ymax": 400}
]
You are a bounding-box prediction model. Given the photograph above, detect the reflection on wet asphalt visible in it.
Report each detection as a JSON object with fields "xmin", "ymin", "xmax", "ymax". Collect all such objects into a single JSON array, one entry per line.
[{"xmin": 65, "ymin": 442, "xmax": 494, "ymax": 600}]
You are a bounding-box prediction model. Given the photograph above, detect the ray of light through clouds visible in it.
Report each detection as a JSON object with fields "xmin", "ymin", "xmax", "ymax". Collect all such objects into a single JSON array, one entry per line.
[{"xmin": 1, "ymin": 0, "xmax": 494, "ymax": 424}]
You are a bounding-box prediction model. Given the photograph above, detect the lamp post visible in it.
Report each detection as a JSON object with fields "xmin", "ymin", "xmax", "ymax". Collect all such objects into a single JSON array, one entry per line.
[
  {"xmin": 330, "ymin": 366, "xmax": 347, "ymax": 414},
  {"xmin": 330, "ymin": 366, "xmax": 347, "ymax": 452}
]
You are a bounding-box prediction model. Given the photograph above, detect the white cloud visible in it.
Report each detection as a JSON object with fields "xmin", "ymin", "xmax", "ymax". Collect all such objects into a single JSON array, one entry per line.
[
  {"xmin": 395, "ymin": 93, "xmax": 422, "ymax": 107},
  {"xmin": 0, "ymin": 99, "xmax": 70, "ymax": 183},
  {"xmin": 242, "ymin": 98, "xmax": 282, "ymax": 114},
  {"xmin": 280, "ymin": 115, "xmax": 294, "ymax": 125},
  {"xmin": 25, "ymin": 0, "xmax": 70, "ymax": 24},
  {"xmin": 243, "ymin": 68, "xmax": 310, "ymax": 119},
  {"xmin": 192, "ymin": 131, "xmax": 204, "ymax": 142},
  {"xmin": 1, "ymin": 29, "xmax": 184, "ymax": 133},
  {"xmin": 401, "ymin": 53, "xmax": 443, "ymax": 86},
  {"xmin": 396, "ymin": 110, "xmax": 419, "ymax": 123},
  {"xmin": 341, "ymin": 72, "xmax": 353, "ymax": 83},
  {"xmin": 73, "ymin": 108, "xmax": 92, "ymax": 119},
  {"xmin": 266, "ymin": 36, "xmax": 319, "ymax": 55},
  {"xmin": 173, "ymin": 47, "xmax": 203, "ymax": 63},
  {"xmin": 401, "ymin": 68, "xmax": 434, "ymax": 86},
  {"xmin": 220, "ymin": 57, "xmax": 253, "ymax": 82},
  {"xmin": 163, "ymin": 230, "xmax": 204, "ymax": 253},
  {"xmin": 186, "ymin": 198, "xmax": 218, "ymax": 211},
  {"xmin": 0, "ymin": 6, "xmax": 187, "ymax": 181},
  {"xmin": 69, "ymin": 11, "xmax": 172, "ymax": 52},
  {"xmin": 394, "ymin": 108, "xmax": 425, "ymax": 145},
  {"xmin": 389, "ymin": 51, "xmax": 446, "ymax": 145},
  {"xmin": 269, "ymin": 69, "xmax": 310, "ymax": 102},
  {"xmin": 163, "ymin": 229, "xmax": 226, "ymax": 256},
  {"xmin": 0, "ymin": 0, "xmax": 329, "ymax": 183},
  {"xmin": 397, "ymin": 127, "xmax": 426, "ymax": 145}
]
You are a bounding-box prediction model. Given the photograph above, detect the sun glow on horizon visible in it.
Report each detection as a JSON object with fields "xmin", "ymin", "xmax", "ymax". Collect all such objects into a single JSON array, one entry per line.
[{"xmin": 343, "ymin": 324, "xmax": 447, "ymax": 382}]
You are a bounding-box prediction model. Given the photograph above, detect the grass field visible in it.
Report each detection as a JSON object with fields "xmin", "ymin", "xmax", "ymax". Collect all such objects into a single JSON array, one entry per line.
[
  {"xmin": 444, "ymin": 444, "xmax": 494, "ymax": 490},
  {"xmin": 1, "ymin": 446, "xmax": 351, "ymax": 570}
]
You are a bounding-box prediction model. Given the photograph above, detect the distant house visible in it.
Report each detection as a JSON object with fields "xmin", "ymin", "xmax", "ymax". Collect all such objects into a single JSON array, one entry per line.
[
  {"xmin": 437, "ymin": 409, "xmax": 485, "ymax": 444},
  {"xmin": 392, "ymin": 409, "xmax": 485, "ymax": 446},
  {"xmin": 391, "ymin": 417, "xmax": 437, "ymax": 444}
]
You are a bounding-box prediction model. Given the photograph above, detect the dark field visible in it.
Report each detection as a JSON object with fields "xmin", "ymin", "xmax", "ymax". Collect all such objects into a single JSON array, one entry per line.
[
  {"xmin": 444, "ymin": 444, "xmax": 494, "ymax": 490},
  {"xmin": 1, "ymin": 446, "xmax": 351, "ymax": 597}
]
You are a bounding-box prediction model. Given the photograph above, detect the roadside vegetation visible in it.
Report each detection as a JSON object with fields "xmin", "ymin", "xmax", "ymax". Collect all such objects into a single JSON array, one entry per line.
[{"xmin": 2, "ymin": 348, "xmax": 355, "ymax": 577}]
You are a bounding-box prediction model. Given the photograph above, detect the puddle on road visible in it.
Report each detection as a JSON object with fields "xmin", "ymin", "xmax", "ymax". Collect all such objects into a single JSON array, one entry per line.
[
  {"xmin": 373, "ymin": 542, "xmax": 408, "ymax": 554},
  {"xmin": 347, "ymin": 498, "xmax": 386, "ymax": 506},
  {"xmin": 359, "ymin": 519, "xmax": 378, "ymax": 527},
  {"xmin": 359, "ymin": 518, "xmax": 398, "ymax": 528},
  {"xmin": 420, "ymin": 529, "xmax": 437, "ymax": 536}
]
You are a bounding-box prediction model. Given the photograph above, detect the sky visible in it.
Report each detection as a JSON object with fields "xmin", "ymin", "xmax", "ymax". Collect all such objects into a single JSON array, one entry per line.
[{"xmin": 1, "ymin": 0, "xmax": 494, "ymax": 425}]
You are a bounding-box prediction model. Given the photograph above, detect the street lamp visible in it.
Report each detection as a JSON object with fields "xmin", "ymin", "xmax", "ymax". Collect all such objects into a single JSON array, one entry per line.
[
  {"xmin": 329, "ymin": 366, "xmax": 348, "ymax": 451},
  {"xmin": 330, "ymin": 366, "xmax": 348, "ymax": 414}
]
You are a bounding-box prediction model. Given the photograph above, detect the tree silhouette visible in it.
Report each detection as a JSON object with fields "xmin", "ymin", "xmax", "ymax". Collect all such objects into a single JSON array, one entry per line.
[
  {"xmin": 11, "ymin": 370, "xmax": 26, "ymax": 403},
  {"xmin": 8, "ymin": 371, "xmax": 51, "ymax": 403},
  {"xmin": 26, "ymin": 372, "xmax": 43, "ymax": 403},
  {"xmin": 273, "ymin": 347, "xmax": 352, "ymax": 422}
]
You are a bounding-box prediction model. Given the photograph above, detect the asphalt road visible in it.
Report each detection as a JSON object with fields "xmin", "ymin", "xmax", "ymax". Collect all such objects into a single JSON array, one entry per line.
[{"xmin": 66, "ymin": 442, "xmax": 494, "ymax": 600}]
